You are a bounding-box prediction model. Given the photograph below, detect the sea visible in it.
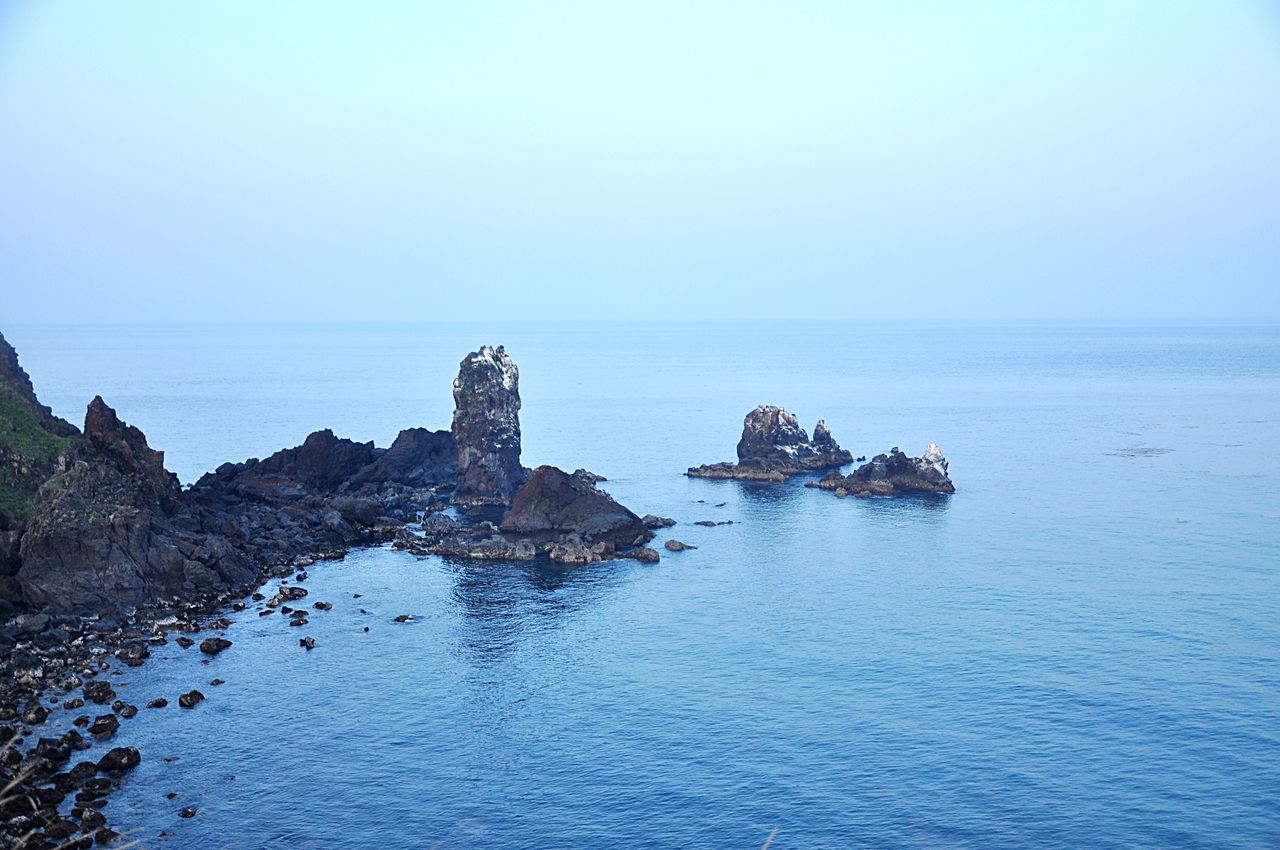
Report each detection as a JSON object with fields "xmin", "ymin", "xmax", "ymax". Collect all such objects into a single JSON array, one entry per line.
[{"xmin": 6, "ymin": 321, "xmax": 1279, "ymax": 849}]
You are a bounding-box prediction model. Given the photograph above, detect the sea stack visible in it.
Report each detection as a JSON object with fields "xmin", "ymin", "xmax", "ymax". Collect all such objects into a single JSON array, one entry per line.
[
  {"xmin": 451, "ymin": 345, "xmax": 527, "ymax": 509},
  {"xmin": 688, "ymin": 405, "xmax": 853, "ymax": 481}
]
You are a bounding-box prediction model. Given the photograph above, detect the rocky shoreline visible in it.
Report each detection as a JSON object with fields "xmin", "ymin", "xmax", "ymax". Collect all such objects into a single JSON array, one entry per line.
[
  {"xmin": 0, "ymin": 331, "xmax": 955, "ymax": 846},
  {"xmin": 0, "ymin": 336, "xmax": 666, "ymax": 847}
]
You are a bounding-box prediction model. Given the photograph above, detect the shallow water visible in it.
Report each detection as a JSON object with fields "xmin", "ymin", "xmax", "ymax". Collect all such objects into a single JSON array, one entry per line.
[{"xmin": 8, "ymin": 321, "xmax": 1280, "ymax": 848}]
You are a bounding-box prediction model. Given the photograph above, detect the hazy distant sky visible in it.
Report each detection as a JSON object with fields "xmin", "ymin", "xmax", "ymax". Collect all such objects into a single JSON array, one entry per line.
[{"xmin": 2, "ymin": 1, "xmax": 1278, "ymax": 321}]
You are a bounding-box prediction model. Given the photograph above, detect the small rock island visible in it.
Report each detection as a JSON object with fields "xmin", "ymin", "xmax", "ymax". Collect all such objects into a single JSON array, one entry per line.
[
  {"xmin": 687, "ymin": 405, "xmax": 853, "ymax": 482},
  {"xmin": 687, "ymin": 402, "xmax": 955, "ymax": 497},
  {"xmin": 809, "ymin": 444, "xmax": 955, "ymax": 497}
]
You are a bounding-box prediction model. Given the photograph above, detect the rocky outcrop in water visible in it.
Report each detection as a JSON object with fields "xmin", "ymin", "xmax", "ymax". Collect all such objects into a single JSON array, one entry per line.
[
  {"xmin": 394, "ymin": 465, "xmax": 654, "ymax": 565},
  {"xmin": 500, "ymin": 465, "xmax": 653, "ymax": 551},
  {"xmin": 811, "ymin": 443, "xmax": 954, "ymax": 497},
  {"xmin": 687, "ymin": 405, "xmax": 853, "ymax": 482},
  {"xmin": 451, "ymin": 345, "xmax": 526, "ymax": 509}
]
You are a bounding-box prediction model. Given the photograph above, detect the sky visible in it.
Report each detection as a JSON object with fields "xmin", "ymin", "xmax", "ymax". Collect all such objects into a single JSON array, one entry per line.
[{"xmin": 1, "ymin": 1, "xmax": 1278, "ymax": 322}]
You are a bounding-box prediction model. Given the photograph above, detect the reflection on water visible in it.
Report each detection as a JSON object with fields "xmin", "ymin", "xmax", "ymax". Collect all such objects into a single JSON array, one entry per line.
[
  {"xmin": 444, "ymin": 557, "xmax": 634, "ymax": 665},
  {"xmin": 853, "ymin": 491, "xmax": 953, "ymax": 518}
]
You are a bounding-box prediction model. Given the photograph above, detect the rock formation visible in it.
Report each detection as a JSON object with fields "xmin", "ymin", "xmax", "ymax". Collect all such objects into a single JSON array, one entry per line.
[
  {"xmin": 4, "ymin": 334, "xmax": 662, "ymax": 617},
  {"xmin": 0, "ymin": 332, "xmax": 77, "ymax": 609},
  {"xmin": 16, "ymin": 397, "xmax": 258, "ymax": 612},
  {"xmin": 499, "ymin": 465, "xmax": 652, "ymax": 551},
  {"xmin": 688, "ymin": 405, "xmax": 852, "ymax": 481},
  {"xmin": 394, "ymin": 464, "xmax": 654, "ymax": 565},
  {"xmin": 451, "ymin": 345, "xmax": 526, "ymax": 509},
  {"xmin": 812, "ymin": 443, "xmax": 954, "ymax": 497}
]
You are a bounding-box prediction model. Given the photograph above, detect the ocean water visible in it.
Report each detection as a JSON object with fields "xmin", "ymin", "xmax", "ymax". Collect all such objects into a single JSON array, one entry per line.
[{"xmin": 6, "ymin": 321, "xmax": 1280, "ymax": 849}]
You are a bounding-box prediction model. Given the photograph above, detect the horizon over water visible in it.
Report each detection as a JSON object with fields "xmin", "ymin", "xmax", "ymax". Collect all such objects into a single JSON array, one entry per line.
[{"xmin": 6, "ymin": 321, "xmax": 1279, "ymax": 848}]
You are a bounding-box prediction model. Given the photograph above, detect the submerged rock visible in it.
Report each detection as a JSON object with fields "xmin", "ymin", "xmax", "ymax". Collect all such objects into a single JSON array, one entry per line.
[
  {"xmin": 813, "ymin": 443, "xmax": 954, "ymax": 497},
  {"xmin": 178, "ymin": 690, "xmax": 204, "ymax": 709},
  {"xmin": 688, "ymin": 406, "xmax": 852, "ymax": 481},
  {"xmin": 451, "ymin": 345, "xmax": 526, "ymax": 509}
]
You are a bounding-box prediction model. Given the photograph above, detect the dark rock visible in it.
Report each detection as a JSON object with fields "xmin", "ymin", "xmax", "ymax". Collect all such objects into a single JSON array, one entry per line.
[
  {"xmin": 299, "ymin": 636, "xmax": 315, "ymax": 650},
  {"xmin": 622, "ymin": 547, "xmax": 661, "ymax": 564},
  {"xmin": 87, "ymin": 715, "xmax": 118, "ymax": 740},
  {"xmin": 16, "ymin": 397, "xmax": 257, "ymax": 613},
  {"xmin": 33, "ymin": 736, "xmax": 70, "ymax": 764},
  {"xmin": 312, "ymin": 601, "xmax": 332, "ymax": 611},
  {"xmin": 175, "ymin": 636, "xmax": 194, "ymax": 648},
  {"xmin": 209, "ymin": 679, "xmax": 224, "ymax": 686},
  {"xmin": 664, "ymin": 540, "xmax": 696, "ymax": 552},
  {"xmin": 266, "ymin": 585, "xmax": 307, "ymax": 607},
  {"xmin": 146, "ymin": 698, "xmax": 167, "ymax": 709},
  {"xmin": 499, "ymin": 465, "xmax": 653, "ymax": 551},
  {"xmin": 82, "ymin": 682, "xmax": 114, "ymax": 705},
  {"xmin": 96, "ymin": 746, "xmax": 140, "ymax": 773},
  {"xmin": 198, "ymin": 637, "xmax": 231, "ymax": 656},
  {"xmin": 641, "ymin": 514, "xmax": 676, "ymax": 529},
  {"xmin": 178, "ymin": 807, "xmax": 197, "ymax": 818},
  {"xmin": 117, "ymin": 704, "xmax": 137, "ymax": 719},
  {"xmin": 451, "ymin": 345, "xmax": 526, "ymax": 508},
  {"xmin": 178, "ymin": 690, "xmax": 204, "ymax": 709},
  {"xmin": 343, "ymin": 427, "xmax": 456, "ymax": 490},
  {"xmin": 687, "ymin": 405, "xmax": 852, "ymax": 481},
  {"xmin": 114, "ymin": 642, "xmax": 149, "ymax": 666},
  {"xmin": 46, "ymin": 818, "xmax": 80, "ymax": 839},
  {"xmin": 814, "ymin": 443, "xmax": 954, "ymax": 497}
]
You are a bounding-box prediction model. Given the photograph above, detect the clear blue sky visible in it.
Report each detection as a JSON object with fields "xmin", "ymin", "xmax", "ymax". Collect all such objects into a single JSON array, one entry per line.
[{"xmin": 2, "ymin": 1, "xmax": 1278, "ymax": 321}]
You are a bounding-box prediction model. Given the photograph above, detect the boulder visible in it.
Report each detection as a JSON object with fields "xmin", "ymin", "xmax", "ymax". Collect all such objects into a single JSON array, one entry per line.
[
  {"xmin": 664, "ymin": 540, "xmax": 696, "ymax": 552},
  {"xmin": 451, "ymin": 345, "xmax": 526, "ymax": 508},
  {"xmin": 82, "ymin": 682, "xmax": 115, "ymax": 705},
  {"xmin": 87, "ymin": 715, "xmax": 118, "ymax": 740},
  {"xmin": 198, "ymin": 637, "xmax": 231, "ymax": 656},
  {"xmin": 499, "ymin": 465, "xmax": 653, "ymax": 550},
  {"xmin": 96, "ymin": 746, "xmax": 140, "ymax": 773},
  {"xmin": 178, "ymin": 690, "xmax": 204, "ymax": 709}
]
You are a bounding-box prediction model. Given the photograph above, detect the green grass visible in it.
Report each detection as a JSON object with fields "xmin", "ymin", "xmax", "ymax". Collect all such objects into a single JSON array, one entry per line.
[{"xmin": 0, "ymin": 385, "xmax": 76, "ymax": 524}]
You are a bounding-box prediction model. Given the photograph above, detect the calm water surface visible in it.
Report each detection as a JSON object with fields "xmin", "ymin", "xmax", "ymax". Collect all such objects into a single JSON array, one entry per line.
[{"xmin": 7, "ymin": 322, "xmax": 1280, "ymax": 849}]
